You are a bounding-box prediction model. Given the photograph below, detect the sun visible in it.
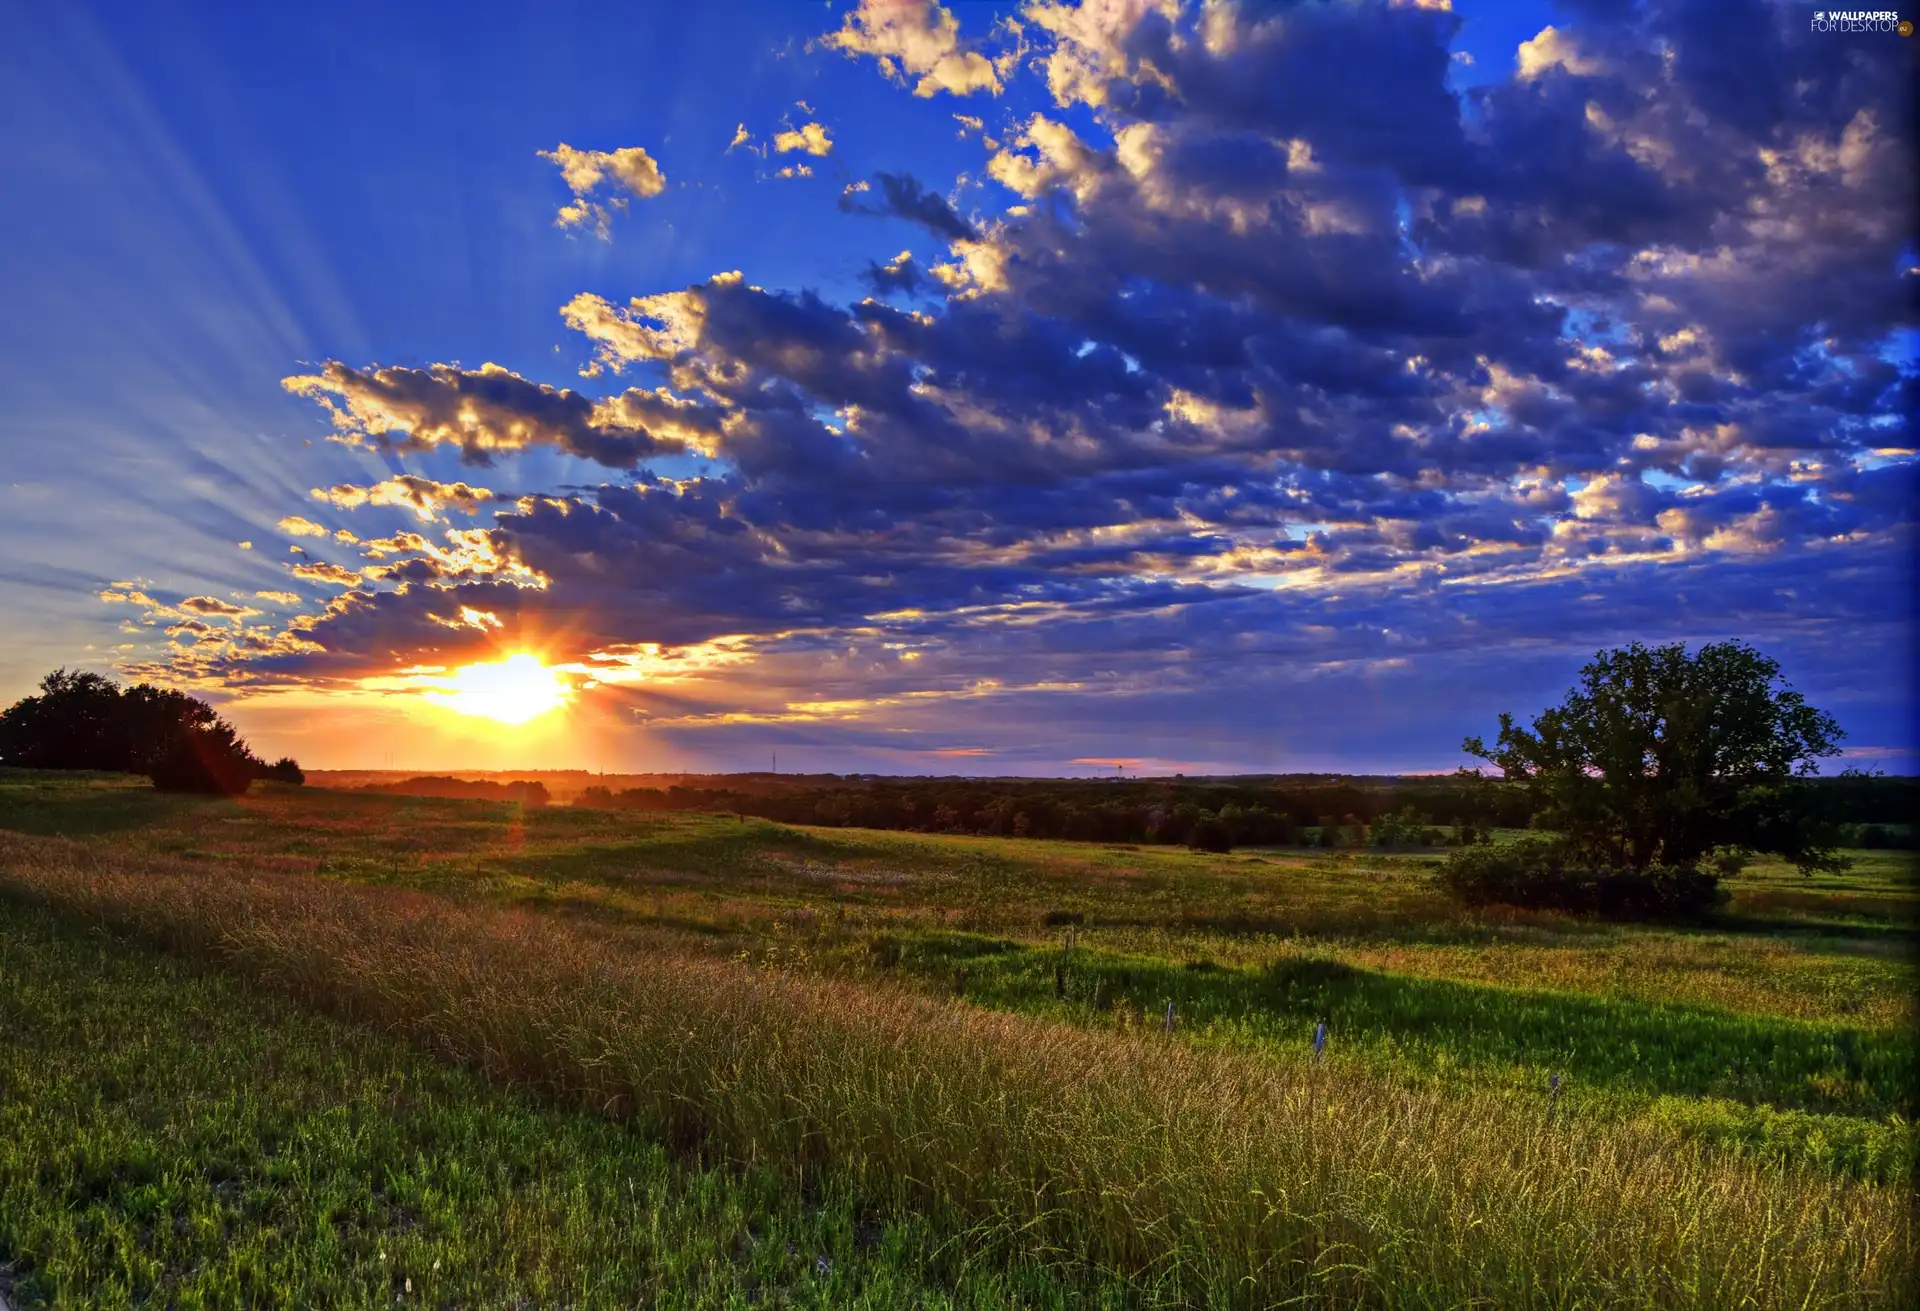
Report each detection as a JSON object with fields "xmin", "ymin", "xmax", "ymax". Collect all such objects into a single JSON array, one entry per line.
[{"xmin": 427, "ymin": 653, "xmax": 570, "ymax": 724}]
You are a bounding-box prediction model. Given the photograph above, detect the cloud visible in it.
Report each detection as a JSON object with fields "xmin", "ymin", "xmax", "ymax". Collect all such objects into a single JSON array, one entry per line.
[
  {"xmin": 313, "ymin": 475, "xmax": 497, "ymax": 522},
  {"xmin": 1515, "ymin": 26, "xmax": 1604, "ymax": 81},
  {"xmin": 289, "ymin": 561, "xmax": 364, "ymax": 588},
  {"xmin": 838, "ymin": 171, "xmax": 974, "ymax": 240},
  {"xmin": 111, "ymin": 0, "xmax": 1912, "ymax": 770},
  {"xmin": 727, "ymin": 123, "xmax": 752, "ymax": 152},
  {"xmin": 772, "ymin": 122, "xmax": 833, "ymax": 156},
  {"xmin": 538, "ymin": 142, "xmax": 666, "ymax": 238},
  {"xmin": 282, "ymin": 361, "xmax": 686, "ymax": 468},
  {"xmin": 821, "ymin": 0, "xmax": 1003, "ymax": 97},
  {"xmin": 276, "ymin": 515, "xmax": 329, "ymax": 537},
  {"xmin": 863, "ymin": 249, "xmax": 924, "ymax": 296},
  {"xmin": 178, "ymin": 595, "xmax": 257, "ymax": 619}
]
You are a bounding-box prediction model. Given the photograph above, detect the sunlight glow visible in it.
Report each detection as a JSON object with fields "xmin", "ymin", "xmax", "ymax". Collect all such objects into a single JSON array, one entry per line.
[{"xmin": 425, "ymin": 653, "xmax": 570, "ymax": 724}]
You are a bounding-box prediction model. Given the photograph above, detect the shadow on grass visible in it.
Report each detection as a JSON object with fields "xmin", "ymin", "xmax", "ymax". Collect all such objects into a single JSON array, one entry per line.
[
  {"xmin": 0, "ymin": 785, "xmax": 231, "ymax": 837},
  {"xmin": 882, "ymin": 932, "xmax": 1916, "ymax": 1120}
]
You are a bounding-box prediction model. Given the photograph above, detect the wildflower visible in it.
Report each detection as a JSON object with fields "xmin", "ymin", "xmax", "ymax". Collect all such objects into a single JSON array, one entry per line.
[
  {"xmin": 1313, "ymin": 1020, "xmax": 1327, "ymax": 1061},
  {"xmin": 816, "ymin": 1255, "xmax": 834, "ymax": 1277}
]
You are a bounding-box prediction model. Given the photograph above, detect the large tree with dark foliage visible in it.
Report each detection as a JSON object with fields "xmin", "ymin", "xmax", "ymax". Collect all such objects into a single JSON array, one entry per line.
[
  {"xmin": 0, "ymin": 668, "xmax": 295, "ymax": 796},
  {"xmin": 1465, "ymin": 641, "xmax": 1847, "ymax": 875}
]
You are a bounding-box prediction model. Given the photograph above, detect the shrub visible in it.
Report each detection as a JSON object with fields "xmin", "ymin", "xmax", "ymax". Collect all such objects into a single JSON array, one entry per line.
[
  {"xmin": 1185, "ymin": 816, "xmax": 1232, "ymax": 853},
  {"xmin": 258, "ymin": 757, "xmax": 306, "ymax": 786},
  {"xmin": 1709, "ymin": 846, "xmax": 1750, "ymax": 877},
  {"xmin": 1438, "ymin": 838, "xmax": 1728, "ymax": 920}
]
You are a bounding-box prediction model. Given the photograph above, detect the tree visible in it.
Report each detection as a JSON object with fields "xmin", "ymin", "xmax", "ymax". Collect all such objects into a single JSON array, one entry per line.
[
  {"xmin": 1464, "ymin": 641, "xmax": 1845, "ymax": 874},
  {"xmin": 0, "ymin": 668, "xmax": 285, "ymax": 796}
]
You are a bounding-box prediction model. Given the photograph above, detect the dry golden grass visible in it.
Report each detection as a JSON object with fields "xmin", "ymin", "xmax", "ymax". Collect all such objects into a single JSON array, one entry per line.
[{"xmin": 1, "ymin": 830, "xmax": 1910, "ymax": 1308}]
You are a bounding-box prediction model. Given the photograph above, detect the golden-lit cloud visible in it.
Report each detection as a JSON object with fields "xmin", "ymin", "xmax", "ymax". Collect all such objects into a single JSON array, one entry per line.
[
  {"xmin": 821, "ymin": 0, "xmax": 1003, "ymax": 98},
  {"xmin": 773, "ymin": 122, "xmax": 834, "ymax": 156},
  {"xmin": 313, "ymin": 474, "xmax": 496, "ymax": 522},
  {"xmin": 290, "ymin": 561, "xmax": 363, "ymax": 587},
  {"xmin": 1515, "ymin": 26, "xmax": 1604, "ymax": 81},
  {"xmin": 178, "ymin": 595, "xmax": 258, "ymax": 619},
  {"xmin": 538, "ymin": 142, "xmax": 666, "ymax": 239},
  {"xmin": 282, "ymin": 360, "xmax": 681, "ymax": 467},
  {"xmin": 276, "ymin": 515, "xmax": 329, "ymax": 537}
]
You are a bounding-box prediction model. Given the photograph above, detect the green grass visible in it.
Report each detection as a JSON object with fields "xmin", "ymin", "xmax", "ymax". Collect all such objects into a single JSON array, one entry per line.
[
  {"xmin": 0, "ymin": 903, "xmax": 1145, "ymax": 1309},
  {"xmin": 859, "ymin": 932, "xmax": 1913, "ymax": 1181},
  {"xmin": 1, "ymin": 770, "xmax": 1915, "ymax": 1304},
  {"xmin": 2, "ymin": 838, "xmax": 1911, "ymax": 1307}
]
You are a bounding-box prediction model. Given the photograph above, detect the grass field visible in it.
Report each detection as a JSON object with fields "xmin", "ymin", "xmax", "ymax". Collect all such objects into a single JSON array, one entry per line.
[
  {"xmin": 0, "ymin": 903, "xmax": 1152, "ymax": 1309},
  {"xmin": 1, "ymin": 769, "xmax": 1914, "ymax": 1306}
]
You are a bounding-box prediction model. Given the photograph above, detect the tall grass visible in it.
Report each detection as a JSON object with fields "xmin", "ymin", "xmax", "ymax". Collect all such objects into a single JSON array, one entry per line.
[{"xmin": 0, "ymin": 832, "xmax": 1909, "ymax": 1308}]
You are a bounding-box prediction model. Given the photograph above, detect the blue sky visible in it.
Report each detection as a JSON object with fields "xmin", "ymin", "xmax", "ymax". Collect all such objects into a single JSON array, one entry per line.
[{"xmin": 1, "ymin": 0, "xmax": 1913, "ymax": 775}]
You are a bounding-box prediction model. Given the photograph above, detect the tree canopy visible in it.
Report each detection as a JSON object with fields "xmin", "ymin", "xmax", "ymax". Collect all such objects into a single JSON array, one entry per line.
[
  {"xmin": 1465, "ymin": 641, "xmax": 1846, "ymax": 873},
  {"xmin": 0, "ymin": 668, "xmax": 297, "ymax": 795}
]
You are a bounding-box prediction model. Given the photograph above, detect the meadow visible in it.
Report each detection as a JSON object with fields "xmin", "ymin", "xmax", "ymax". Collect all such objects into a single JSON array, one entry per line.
[{"xmin": 0, "ymin": 769, "xmax": 1913, "ymax": 1307}]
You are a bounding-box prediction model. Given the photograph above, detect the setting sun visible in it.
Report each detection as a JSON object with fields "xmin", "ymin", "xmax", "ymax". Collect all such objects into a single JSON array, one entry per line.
[{"xmin": 426, "ymin": 654, "xmax": 570, "ymax": 724}]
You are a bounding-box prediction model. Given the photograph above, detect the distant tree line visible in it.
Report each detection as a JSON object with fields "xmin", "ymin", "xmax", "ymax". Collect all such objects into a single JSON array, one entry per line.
[
  {"xmin": 0, "ymin": 669, "xmax": 302, "ymax": 795},
  {"xmin": 575, "ymin": 775, "xmax": 1545, "ymax": 851},
  {"xmin": 567, "ymin": 771, "xmax": 1911, "ymax": 854},
  {"xmin": 357, "ymin": 776, "xmax": 551, "ymax": 806}
]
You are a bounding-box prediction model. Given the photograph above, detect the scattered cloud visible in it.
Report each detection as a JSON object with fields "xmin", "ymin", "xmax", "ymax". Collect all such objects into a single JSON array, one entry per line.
[
  {"xmin": 820, "ymin": 0, "xmax": 1003, "ymax": 98},
  {"xmin": 772, "ymin": 121, "xmax": 833, "ymax": 156},
  {"xmin": 538, "ymin": 142, "xmax": 666, "ymax": 239},
  {"xmin": 289, "ymin": 561, "xmax": 364, "ymax": 588},
  {"xmin": 282, "ymin": 361, "xmax": 686, "ymax": 467},
  {"xmin": 313, "ymin": 475, "xmax": 497, "ymax": 522},
  {"xmin": 838, "ymin": 171, "xmax": 974, "ymax": 239}
]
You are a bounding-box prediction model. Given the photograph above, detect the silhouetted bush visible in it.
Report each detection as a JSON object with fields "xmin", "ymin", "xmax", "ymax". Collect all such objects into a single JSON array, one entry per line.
[
  {"xmin": 1438, "ymin": 838, "xmax": 1727, "ymax": 921},
  {"xmin": 1186, "ymin": 817, "xmax": 1233, "ymax": 853},
  {"xmin": 259, "ymin": 757, "xmax": 306, "ymax": 785}
]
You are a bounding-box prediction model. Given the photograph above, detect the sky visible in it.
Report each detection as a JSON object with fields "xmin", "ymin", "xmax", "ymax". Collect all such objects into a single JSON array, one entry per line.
[{"xmin": 0, "ymin": 0, "xmax": 1913, "ymax": 776}]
